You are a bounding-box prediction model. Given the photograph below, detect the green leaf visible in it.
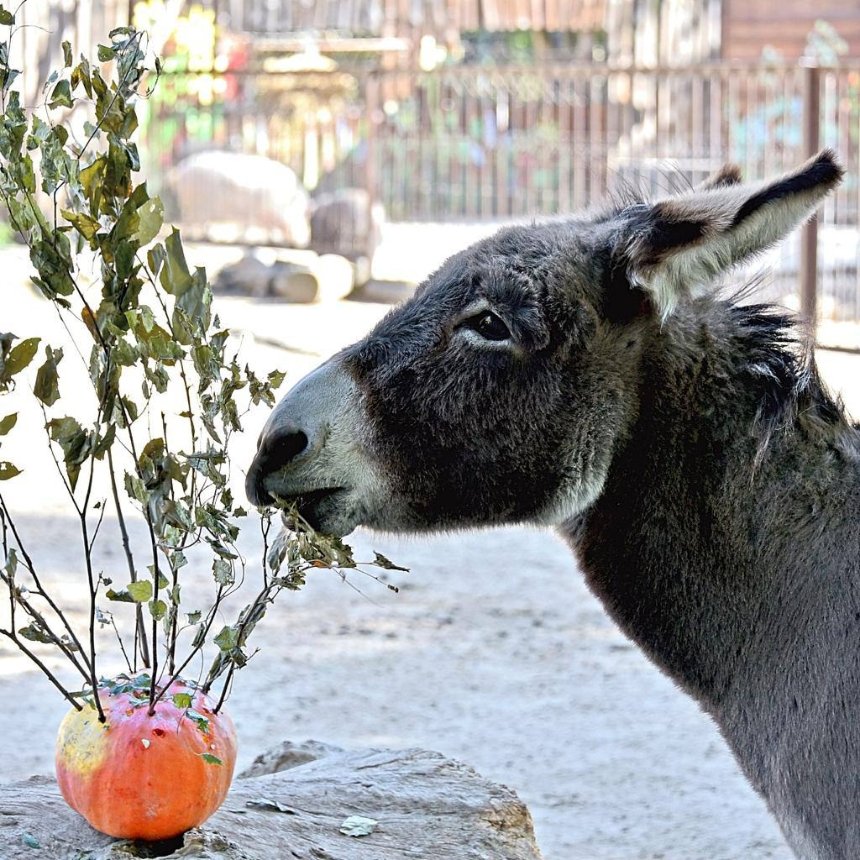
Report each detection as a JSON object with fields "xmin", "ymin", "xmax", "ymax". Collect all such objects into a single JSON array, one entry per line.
[
  {"xmin": 159, "ymin": 228, "xmax": 193, "ymax": 296},
  {"xmin": 124, "ymin": 471, "xmax": 148, "ymax": 505},
  {"xmin": 0, "ymin": 8, "xmax": 15, "ymax": 26},
  {"xmin": 187, "ymin": 610, "xmax": 202, "ymax": 625},
  {"xmin": 134, "ymin": 195, "xmax": 163, "ymax": 245},
  {"xmin": 213, "ymin": 559, "xmax": 234, "ymax": 586},
  {"xmin": 172, "ymin": 692, "xmax": 193, "ymax": 709},
  {"xmin": 3, "ymin": 548, "xmax": 17, "ymax": 579},
  {"xmin": 0, "ymin": 65, "xmax": 18, "ymax": 94},
  {"xmin": 126, "ymin": 580, "xmax": 152, "ymax": 603},
  {"xmin": 213, "ymin": 625, "xmax": 239, "ymax": 652},
  {"xmin": 92, "ymin": 425, "xmax": 116, "ymax": 463},
  {"xmin": 139, "ymin": 305, "xmax": 155, "ymax": 333},
  {"xmin": 148, "ymin": 598, "xmax": 167, "ymax": 621},
  {"xmin": 0, "ymin": 461, "xmax": 21, "ymax": 480},
  {"xmin": 105, "ymin": 588, "xmax": 134, "ymax": 603},
  {"xmin": 34, "ymin": 345, "xmax": 62, "ymax": 406},
  {"xmin": 71, "ymin": 57, "xmax": 93, "ymax": 98},
  {"xmin": 47, "ymin": 416, "xmax": 90, "ymax": 490},
  {"xmin": 186, "ymin": 708, "xmax": 210, "ymax": 732},
  {"xmin": 3, "ymin": 337, "xmax": 40, "ymax": 378},
  {"xmin": 48, "ymin": 79, "xmax": 73, "ymax": 109},
  {"xmin": 17, "ymin": 621, "xmax": 53, "ymax": 644},
  {"xmin": 79, "ymin": 156, "xmax": 105, "ymax": 212},
  {"xmin": 267, "ymin": 369, "xmax": 287, "ymax": 390},
  {"xmin": 97, "ymin": 44, "xmax": 115, "ymax": 62},
  {"xmin": 0, "ymin": 413, "xmax": 16, "ymax": 435},
  {"xmin": 62, "ymin": 209, "xmax": 100, "ymax": 242},
  {"xmin": 62, "ymin": 40, "xmax": 72, "ymax": 67},
  {"xmin": 200, "ymin": 753, "xmax": 223, "ymax": 766}
]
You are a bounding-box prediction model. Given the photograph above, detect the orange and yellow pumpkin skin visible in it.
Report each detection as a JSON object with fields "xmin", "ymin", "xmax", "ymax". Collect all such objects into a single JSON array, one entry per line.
[{"xmin": 55, "ymin": 679, "xmax": 237, "ymax": 841}]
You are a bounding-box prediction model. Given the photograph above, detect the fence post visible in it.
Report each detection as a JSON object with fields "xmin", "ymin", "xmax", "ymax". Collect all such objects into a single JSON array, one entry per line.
[
  {"xmin": 800, "ymin": 63, "xmax": 820, "ymax": 329},
  {"xmin": 365, "ymin": 72, "xmax": 379, "ymax": 209}
]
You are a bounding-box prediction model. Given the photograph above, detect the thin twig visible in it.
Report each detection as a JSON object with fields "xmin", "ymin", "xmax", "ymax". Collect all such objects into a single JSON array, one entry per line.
[
  {"xmin": 87, "ymin": 501, "xmax": 107, "ymax": 555},
  {"xmin": 0, "ymin": 496, "xmax": 91, "ymax": 670},
  {"xmin": 107, "ymin": 448, "xmax": 150, "ymax": 670},
  {"xmin": 0, "ymin": 629, "xmax": 82, "ymax": 711}
]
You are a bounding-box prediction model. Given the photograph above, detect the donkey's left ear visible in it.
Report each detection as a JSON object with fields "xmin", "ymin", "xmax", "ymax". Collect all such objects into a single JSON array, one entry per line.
[{"xmin": 618, "ymin": 150, "xmax": 843, "ymax": 318}]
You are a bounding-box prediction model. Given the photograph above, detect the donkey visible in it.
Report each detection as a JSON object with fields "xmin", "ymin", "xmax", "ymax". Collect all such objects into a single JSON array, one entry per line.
[{"xmin": 245, "ymin": 150, "xmax": 860, "ymax": 860}]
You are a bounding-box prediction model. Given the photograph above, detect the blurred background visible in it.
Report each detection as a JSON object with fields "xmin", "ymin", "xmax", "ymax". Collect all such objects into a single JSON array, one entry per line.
[{"xmin": 12, "ymin": 0, "xmax": 860, "ymax": 339}]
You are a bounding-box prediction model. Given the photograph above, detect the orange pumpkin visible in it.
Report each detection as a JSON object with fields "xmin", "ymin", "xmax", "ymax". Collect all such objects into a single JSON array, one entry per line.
[{"xmin": 55, "ymin": 676, "xmax": 237, "ymax": 840}]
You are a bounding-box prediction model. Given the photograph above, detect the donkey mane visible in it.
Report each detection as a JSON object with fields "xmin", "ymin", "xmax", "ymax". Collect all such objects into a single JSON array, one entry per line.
[{"xmin": 725, "ymin": 302, "xmax": 858, "ymax": 458}]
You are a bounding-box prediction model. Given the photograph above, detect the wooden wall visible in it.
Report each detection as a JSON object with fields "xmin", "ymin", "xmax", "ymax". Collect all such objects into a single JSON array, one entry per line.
[
  {"xmin": 722, "ymin": 0, "xmax": 860, "ymax": 60},
  {"xmin": 216, "ymin": 0, "xmax": 606, "ymax": 36}
]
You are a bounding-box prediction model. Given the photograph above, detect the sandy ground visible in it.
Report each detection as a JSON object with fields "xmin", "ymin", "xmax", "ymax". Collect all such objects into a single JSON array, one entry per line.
[{"xmin": 1, "ymin": 233, "xmax": 859, "ymax": 860}]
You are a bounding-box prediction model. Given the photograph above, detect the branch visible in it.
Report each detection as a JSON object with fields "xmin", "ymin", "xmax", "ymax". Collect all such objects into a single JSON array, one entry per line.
[
  {"xmin": 0, "ymin": 495, "xmax": 91, "ymax": 673},
  {"xmin": 0, "ymin": 629, "xmax": 82, "ymax": 711},
  {"xmin": 107, "ymin": 448, "xmax": 150, "ymax": 670}
]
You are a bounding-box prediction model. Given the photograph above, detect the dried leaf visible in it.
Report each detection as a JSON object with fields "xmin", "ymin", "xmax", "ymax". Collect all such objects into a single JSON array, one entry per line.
[
  {"xmin": 33, "ymin": 346, "xmax": 62, "ymax": 406},
  {"xmin": 246, "ymin": 798, "xmax": 296, "ymax": 814},
  {"xmin": 3, "ymin": 337, "xmax": 40, "ymax": 378},
  {"xmin": 372, "ymin": 552, "xmax": 410, "ymax": 572},
  {"xmin": 0, "ymin": 461, "xmax": 21, "ymax": 480}
]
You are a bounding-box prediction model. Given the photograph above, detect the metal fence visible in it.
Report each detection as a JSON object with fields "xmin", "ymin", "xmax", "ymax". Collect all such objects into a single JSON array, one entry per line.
[{"xmin": 142, "ymin": 62, "xmax": 860, "ymax": 325}]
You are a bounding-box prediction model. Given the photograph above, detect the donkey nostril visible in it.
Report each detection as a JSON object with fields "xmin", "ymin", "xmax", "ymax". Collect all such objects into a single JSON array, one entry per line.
[
  {"xmin": 246, "ymin": 428, "xmax": 309, "ymax": 508},
  {"xmin": 261, "ymin": 429, "xmax": 309, "ymax": 474}
]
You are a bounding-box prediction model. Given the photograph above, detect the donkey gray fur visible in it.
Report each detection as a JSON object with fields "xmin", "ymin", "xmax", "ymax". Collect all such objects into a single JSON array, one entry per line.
[{"xmin": 246, "ymin": 150, "xmax": 860, "ymax": 860}]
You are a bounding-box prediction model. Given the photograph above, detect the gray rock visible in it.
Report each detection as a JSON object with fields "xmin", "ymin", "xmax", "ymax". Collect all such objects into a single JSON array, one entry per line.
[
  {"xmin": 0, "ymin": 743, "xmax": 542, "ymax": 859},
  {"xmin": 167, "ymin": 151, "xmax": 311, "ymax": 248},
  {"xmin": 310, "ymin": 189, "xmax": 384, "ymax": 286}
]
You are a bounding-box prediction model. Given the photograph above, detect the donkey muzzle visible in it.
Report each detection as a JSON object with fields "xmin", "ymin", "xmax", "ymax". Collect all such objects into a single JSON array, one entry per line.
[{"xmin": 245, "ymin": 358, "xmax": 361, "ymax": 511}]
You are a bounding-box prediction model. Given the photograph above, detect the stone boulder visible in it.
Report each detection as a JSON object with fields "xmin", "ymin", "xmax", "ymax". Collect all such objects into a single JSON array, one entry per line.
[
  {"xmin": 0, "ymin": 741, "xmax": 543, "ymax": 859},
  {"xmin": 166, "ymin": 151, "xmax": 311, "ymax": 248}
]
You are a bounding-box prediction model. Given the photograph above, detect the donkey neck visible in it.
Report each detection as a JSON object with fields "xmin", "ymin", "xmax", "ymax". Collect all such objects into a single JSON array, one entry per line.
[{"xmin": 564, "ymin": 300, "xmax": 856, "ymax": 713}]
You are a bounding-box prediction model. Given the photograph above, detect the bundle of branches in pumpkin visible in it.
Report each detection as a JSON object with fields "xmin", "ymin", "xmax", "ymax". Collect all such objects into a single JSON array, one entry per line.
[{"xmin": 0, "ymin": 15, "xmax": 405, "ymax": 843}]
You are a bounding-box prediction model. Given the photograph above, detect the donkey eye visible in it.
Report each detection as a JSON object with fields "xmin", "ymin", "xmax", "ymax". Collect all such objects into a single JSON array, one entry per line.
[{"xmin": 465, "ymin": 311, "xmax": 511, "ymax": 342}]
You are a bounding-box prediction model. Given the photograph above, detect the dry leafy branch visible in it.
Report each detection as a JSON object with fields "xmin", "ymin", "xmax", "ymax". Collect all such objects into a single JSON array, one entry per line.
[{"xmin": 0, "ymin": 13, "xmax": 407, "ymax": 722}]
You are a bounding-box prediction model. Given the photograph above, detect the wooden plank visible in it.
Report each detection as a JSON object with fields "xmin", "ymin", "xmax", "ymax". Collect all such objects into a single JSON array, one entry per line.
[
  {"xmin": 725, "ymin": 0, "xmax": 860, "ymax": 21},
  {"xmin": 724, "ymin": 19, "xmax": 860, "ymax": 37}
]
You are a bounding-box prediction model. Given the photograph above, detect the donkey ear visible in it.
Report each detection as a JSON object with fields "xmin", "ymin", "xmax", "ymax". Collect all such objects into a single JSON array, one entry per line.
[
  {"xmin": 620, "ymin": 150, "xmax": 843, "ymax": 318},
  {"xmin": 696, "ymin": 162, "xmax": 743, "ymax": 191}
]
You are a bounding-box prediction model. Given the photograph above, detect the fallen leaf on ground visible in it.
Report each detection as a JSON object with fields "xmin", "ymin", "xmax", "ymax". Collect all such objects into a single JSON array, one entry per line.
[{"xmin": 339, "ymin": 815, "xmax": 378, "ymax": 837}]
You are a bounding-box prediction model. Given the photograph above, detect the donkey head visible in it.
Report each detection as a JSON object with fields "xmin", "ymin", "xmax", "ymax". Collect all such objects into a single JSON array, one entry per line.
[{"xmin": 245, "ymin": 152, "xmax": 842, "ymax": 536}]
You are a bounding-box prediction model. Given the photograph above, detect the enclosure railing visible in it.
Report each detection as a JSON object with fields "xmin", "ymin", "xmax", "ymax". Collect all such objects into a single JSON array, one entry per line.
[{"xmin": 141, "ymin": 61, "xmax": 860, "ymax": 329}]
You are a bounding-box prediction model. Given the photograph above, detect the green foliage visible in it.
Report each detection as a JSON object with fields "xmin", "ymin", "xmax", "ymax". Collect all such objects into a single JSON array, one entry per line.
[{"xmin": 0, "ymin": 20, "xmax": 406, "ymax": 721}]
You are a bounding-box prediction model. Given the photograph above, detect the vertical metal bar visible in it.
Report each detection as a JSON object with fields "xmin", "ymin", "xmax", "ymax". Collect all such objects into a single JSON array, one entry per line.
[
  {"xmin": 800, "ymin": 63, "xmax": 820, "ymax": 328},
  {"xmin": 365, "ymin": 72, "xmax": 379, "ymax": 214}
]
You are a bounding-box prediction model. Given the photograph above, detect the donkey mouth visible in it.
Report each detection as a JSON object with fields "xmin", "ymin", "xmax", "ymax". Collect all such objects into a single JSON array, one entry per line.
[{"xmin": 276, "ymin": 487, "xmax": 347, "ymax": 531}]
